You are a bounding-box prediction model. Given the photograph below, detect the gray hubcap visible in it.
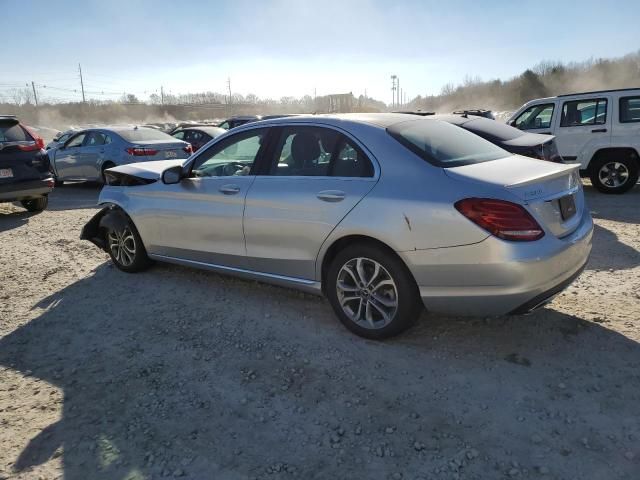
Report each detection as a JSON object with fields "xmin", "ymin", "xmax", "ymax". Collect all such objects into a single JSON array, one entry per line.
[
  {"xmin": 598, "ymin": 162, "xmax": 629, "ymax": 188},
  {"xmin": 107, "ymin": 227, "xmax": 136, "ymax": 267},
  {"xmin": 336, "ymin": 257, "xmax": 398, "ymax": 329}
]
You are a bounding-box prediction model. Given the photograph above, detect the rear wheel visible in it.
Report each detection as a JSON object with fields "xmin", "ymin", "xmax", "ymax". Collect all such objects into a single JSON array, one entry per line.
[
  {"xmin": 105, "ymin": 216, "xmax": 152, "ymax": 273},
  {"xmin": 589, "ymin": 155, "xmax": 639, "ymax": 194},
  {"xmin": 20, "ymin": 196, "xmax": 48, "ymax": 212},
  {"xmin": 326, "ymin": 243, "xmax": 423, "ymax": 339}
]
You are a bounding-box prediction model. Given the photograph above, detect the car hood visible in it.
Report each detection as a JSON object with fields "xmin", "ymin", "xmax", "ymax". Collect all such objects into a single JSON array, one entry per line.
[{"xmin": 107, "ymin": 159, "xmax": 186, "ymax": 180}]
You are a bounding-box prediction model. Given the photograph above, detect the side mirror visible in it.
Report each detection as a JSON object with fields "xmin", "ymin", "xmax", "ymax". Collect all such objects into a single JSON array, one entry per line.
[{"xmin": 162, "ymin": 165, "xmax": 183, "ymax": 184}]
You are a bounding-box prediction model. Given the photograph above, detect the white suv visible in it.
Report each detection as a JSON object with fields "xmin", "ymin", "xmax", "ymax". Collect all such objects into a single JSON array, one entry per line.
[{"xmin": 507, "ymin": 88, "xmax": 640, "ymax": 194}]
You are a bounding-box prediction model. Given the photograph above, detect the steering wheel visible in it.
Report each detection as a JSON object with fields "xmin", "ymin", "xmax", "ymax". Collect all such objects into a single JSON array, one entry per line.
[{"xmin": 223, "ymin": 162, "xmax": 247, "ymax": 176}]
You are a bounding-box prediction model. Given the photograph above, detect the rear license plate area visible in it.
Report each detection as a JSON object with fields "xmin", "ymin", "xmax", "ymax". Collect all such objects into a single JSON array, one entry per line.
[
  {"xmin": 559, "ymin": 194, "xmax": 576, "ymax": 221},
  {"xmin": 0, "ymin": 168, "xmax": 13, "ymax": 178}
]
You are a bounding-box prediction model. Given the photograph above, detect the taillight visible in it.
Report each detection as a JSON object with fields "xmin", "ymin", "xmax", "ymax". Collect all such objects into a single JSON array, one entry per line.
[
  {"xmin": 126, "ymin": 147, "xmax": 158, "ymax": 156},
  {"xmin": 184, "ymin": 144, "xmax": 193, "ymax": 154},
  {"xmin": 21, "ymin": 125, "xmax": 45, "ymax": 150},
  {"xmin": 454, "ymin": 198, "xmax": 545, "ymax": 241}
]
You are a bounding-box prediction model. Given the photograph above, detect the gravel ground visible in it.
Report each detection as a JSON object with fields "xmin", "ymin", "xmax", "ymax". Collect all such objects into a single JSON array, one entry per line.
[{"xmin": 0, "ymin": 182, "xmax": 639, "ymax": 480}]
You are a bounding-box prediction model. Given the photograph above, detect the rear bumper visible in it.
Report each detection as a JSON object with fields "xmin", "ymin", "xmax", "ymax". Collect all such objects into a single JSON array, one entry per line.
[
  {"xmin": 399, "ymin": 211, "xmax": 593, "ymax": 316},
  {"xmin": 0, "ymin": 177, "xmax": 54, "ymax": 202}
]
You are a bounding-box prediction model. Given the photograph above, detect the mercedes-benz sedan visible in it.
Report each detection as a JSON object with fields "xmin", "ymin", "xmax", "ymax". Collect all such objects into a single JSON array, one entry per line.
[{"xmin": 82, "ymin": 114, "xmax": 593, "ymax": 339}]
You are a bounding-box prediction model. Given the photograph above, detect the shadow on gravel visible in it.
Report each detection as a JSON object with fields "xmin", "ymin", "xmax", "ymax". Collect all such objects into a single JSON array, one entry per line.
[
  {"xmin": 585, "ymin": 224, "xmax": 640, "ymax": 271},
  {"xmin": 0, "ymin": 209, "xmax": 37, "ymax": 232},
  {"xmin": 1, "ymin": 261, "xmax": 639, "ymax": 480},
  {"xmin": 584, "ymin": 183, "xmax": 640, "ymax": 224},
  {"xmin": 48, "ymin": 183, "xmax": 101, "ymax": 211}
]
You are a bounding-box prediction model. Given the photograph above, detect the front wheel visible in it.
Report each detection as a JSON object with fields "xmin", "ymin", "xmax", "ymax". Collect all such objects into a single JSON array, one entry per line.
[
  {"xmin": 326, "ymin": 243, "xmax": 423, "ymax": 339},
  {"xmin": 105, "ymin": 215, "xmax": 152, "ymax": 273},
  {"xmin": 589, "ymin": 156, "xmax": 639, "ymax": 194},
  {"xmin": 21, "ymin": 196, "xmax": 48, "ymax": 212}
]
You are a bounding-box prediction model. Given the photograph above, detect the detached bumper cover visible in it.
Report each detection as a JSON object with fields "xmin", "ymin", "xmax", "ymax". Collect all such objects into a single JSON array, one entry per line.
[
  {"xmin": 80, "ymin": 205, "xmax": 128, "ymax": 251},
  {"xmin": 0, "ymin": 177, "xmax": 54, "ymax": 202}
]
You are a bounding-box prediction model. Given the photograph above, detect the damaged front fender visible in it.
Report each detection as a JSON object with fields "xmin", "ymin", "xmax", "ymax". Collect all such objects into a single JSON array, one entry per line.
[{"xmin": 80, "ymin": 205, "xmax": 129, "ymax": 251}]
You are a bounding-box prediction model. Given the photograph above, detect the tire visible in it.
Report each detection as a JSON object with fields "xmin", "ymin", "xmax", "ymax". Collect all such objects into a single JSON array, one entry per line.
[
  {"xmin": 20, "ymin": 196, "xmax": 48, "ymax": 212},
  {"xmin": 104, "ymin": 214, "xmax": 152, "ymax": 273},
  {"xmin": 589, "ymin": 154, "xmax": 639, "ymax": 194},
  {"xmin": 326, "ymin": 243, "xmax": 423, "ymax": 339},
  {"xmin": 100, "ymin": 162, "xmax": 115, "ymax": 184}
]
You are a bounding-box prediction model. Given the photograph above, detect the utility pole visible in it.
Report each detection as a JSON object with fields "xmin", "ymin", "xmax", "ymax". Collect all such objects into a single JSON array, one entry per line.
[
  {"xmin": 227, "ymin": 77, "xmax": 232, "ymax": 104},
  {"xmin": 160, "ymin": 86, "xmax": 165, "ymax": 105},
  {"xmin": 390, "ymin": 75, "xmax": 397, "ymax": 108},
  {"xmin": 31, "ymin": 81, "xmax": 38, "ymax": 106},
  {"xmin": 397, "ymin": 78, "xmax": 400, "ymax": 107},
  {"xmin": 78, "ymin": 63, "xmax": 86, "ymax": 103}
]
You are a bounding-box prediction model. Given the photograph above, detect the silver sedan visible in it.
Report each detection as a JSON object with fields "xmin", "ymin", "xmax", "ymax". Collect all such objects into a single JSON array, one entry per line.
[
  {"xmin": 82, "ymin": 114, "xmax": 593, "ymax": 339},
  {"xmin": 50, "ymin": 126, "xmax": 192, "ymax": 184}
]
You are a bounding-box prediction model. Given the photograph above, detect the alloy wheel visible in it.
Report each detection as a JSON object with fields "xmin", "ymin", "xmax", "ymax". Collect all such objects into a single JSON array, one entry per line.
[
  {"xmin": 336, "ymin": 257, "xmax": 398, "ymax": 329},
  {"xmin": 107, "ymin": 227, "xmax": 136, "ymax": 267},
  {"xmin": 598, "ymin": 161, "xmax": 630, "ymax": 188}
]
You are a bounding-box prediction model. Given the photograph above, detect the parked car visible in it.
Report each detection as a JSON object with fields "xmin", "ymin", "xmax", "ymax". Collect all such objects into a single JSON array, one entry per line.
[
  {"xmin": 50, "ymin": 126, "xmax": 192, "ymax": 184},
  {"xmin": 452, "ymin": 109, "xmax": 495, "ymax": 119},
  {"xmin": 217, "ymin": 116, "xmax": 262, "ymax": 130},
  {"xmin": 81, "ymin": 114, "xmax": 593, "ymax": 338},
  {"xmin": 0, "ymin": 115, "xmax": 54, "ymax": 212},
  {"xmin": 171, "ymin": 126, "xmax": 226, "ymax": 152},
  {"xmin": 46, "ymin": 128, "xmax": 78, "ymax": 150},
  {"xmin": 507, "ymin": 88, "xmax": 640, "ymax": 193},
  {"xmin": 433, "ymin": 114, "xmax": 563, "ymax": 162}
]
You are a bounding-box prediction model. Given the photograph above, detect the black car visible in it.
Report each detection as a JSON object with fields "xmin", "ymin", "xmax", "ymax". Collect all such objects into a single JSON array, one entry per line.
[
  {"xmin": 0, "ymin": 115, "xmax": 54, "ymax": 212},
  {"xmin": 452, "ymin": 109, "xmax": 495, "ymax": 119},
  {"xmin": 432, "ymin": 114, "xmax": 563, "ymax": 162},
  {"xmin": 170, "ymin": 126, "xmax": 226, "ymax": 152},
  {"xmin": 217, "ymin": 116, "xmax": 262, "ymax": 130}
]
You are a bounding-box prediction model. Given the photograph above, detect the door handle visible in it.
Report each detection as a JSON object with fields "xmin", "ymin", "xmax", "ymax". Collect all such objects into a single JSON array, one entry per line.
[
  {"xmin": 591, "ymin": 128, "xmax": 607, "ymax": 133},
  {"xmin": 219, "ymin": 184, "xmax": 241, "ymax": 195},
  {"xmin": 317, "ymin": 190, "xmax": 345, "ymax": 202}
]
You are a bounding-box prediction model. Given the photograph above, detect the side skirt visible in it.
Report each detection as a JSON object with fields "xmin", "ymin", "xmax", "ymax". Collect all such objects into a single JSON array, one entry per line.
[{"xmin": 148, "ymin": 254, "xmax": 324, "ymax": 296}]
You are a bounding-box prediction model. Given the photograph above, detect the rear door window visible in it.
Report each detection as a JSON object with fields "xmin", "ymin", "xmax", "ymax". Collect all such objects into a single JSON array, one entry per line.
[
  {"xmin": 85, "ymin": 132, "xmax": 107, "ymax": 146},
  {"xmin": 267, "ymin": 126, "xmax": 375, "ymax": 177},
  {"xmin": 560, "ymin": 99, "xmax": 608, "ymax": 127},
  {"xmin": 513, "ymin": 103, "xmax": 555, "ymax": 130},
  {"xmin": 620, "ymin": 96, "xmax": 640, "ymax": 123}
]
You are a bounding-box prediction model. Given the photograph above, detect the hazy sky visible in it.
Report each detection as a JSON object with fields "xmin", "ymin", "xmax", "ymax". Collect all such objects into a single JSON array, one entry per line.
[{"xmin": 1, "ymin": 0, "xmax": 639, "ymax": 104}]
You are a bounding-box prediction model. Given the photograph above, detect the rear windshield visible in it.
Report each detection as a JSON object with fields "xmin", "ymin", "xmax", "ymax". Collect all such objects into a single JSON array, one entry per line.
[
  {"xmin": 387, "ymin": 119, "xmax": 509, "ymax": 167},
  {"xmin": 0, "ymin": 123, "xmax": 30, "ymax": 142},
  {"xmin": 118, "ymin": 128, "xmax": 174, "ymax": 142}
]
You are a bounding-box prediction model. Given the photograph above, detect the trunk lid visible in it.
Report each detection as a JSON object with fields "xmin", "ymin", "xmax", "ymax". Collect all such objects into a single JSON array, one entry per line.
[
  {"xmin": 128, "ymin": 140, "xmax": 190, "ymax": 161},
  {"xmin": 445, "ymin": 155, "xmax": 584, "ymax": 238}
]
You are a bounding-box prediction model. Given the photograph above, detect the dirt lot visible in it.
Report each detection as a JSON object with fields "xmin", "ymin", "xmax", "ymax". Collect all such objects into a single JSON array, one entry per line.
[{"xmin": 0, "ymin": 182, "xmax": 639, "ymax": 480}]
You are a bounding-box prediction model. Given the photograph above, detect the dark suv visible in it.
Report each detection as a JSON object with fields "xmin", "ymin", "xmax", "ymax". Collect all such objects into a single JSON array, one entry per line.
[{"xmin": 0, "ymin": 115, "xmax": 54, "ymax": 212}]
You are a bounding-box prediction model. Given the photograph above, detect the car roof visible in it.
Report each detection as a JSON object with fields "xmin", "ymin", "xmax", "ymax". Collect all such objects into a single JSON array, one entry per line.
[
  {"xmin": 174, "ymin": 126, "xmax": 226, "ymax": 135},
  {"xmin": 252, "ymin": 113, "xmax": 423, "ymax": 129}
]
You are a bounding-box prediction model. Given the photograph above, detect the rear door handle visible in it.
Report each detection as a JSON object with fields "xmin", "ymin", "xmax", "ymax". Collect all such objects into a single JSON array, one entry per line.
[
  {"xmin": 591, "ymin": 128, "xmax": 607, "ymax": 133},
  {"xmin": 219, "ymin": 184, "xmax": 241, "ymax": 195},
  {"xmin": 317, "ymin": 190, "xmax": 345, "ymax": 202}
]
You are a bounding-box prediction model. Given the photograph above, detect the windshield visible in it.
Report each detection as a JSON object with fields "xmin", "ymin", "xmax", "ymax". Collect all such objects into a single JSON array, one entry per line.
[
  {"xmin": 461, "ymin": 118, "xmax": 524, "ymax": 142},
  {"xmin": 118, "ymin": 128, "xmax": 175, "ymax": 142},
  {"xmin": 387, "ymin": 119, "xmax": 509, "ymax": 167}
]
